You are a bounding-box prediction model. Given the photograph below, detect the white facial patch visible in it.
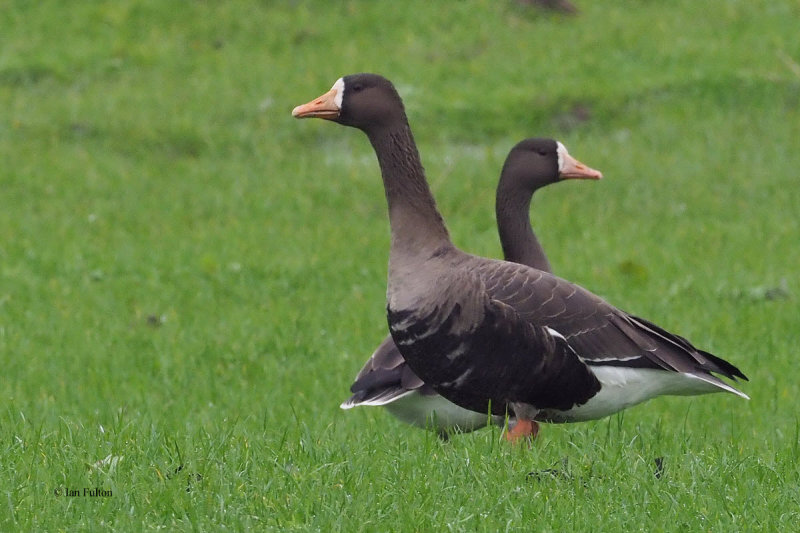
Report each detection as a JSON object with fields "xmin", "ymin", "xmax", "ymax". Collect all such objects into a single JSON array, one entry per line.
[
  {"xmin": 331, "ymin": 77, "xmax": 344, "ymax": 110},
  {"xmin": 556, "ymin": 141, "xmax": 568, "ymax": 173}
]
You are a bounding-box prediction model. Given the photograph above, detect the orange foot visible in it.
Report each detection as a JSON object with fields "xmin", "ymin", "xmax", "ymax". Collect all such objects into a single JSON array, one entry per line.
[{"xmin": 505, "ymin": 418, "xmax": 540, "ymax": 443}]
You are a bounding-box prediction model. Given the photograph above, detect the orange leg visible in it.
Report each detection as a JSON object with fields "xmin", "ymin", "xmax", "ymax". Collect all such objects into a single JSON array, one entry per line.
[{"xmin": 505, "ymin": 418, "xmax": 540, "ymax": 443}]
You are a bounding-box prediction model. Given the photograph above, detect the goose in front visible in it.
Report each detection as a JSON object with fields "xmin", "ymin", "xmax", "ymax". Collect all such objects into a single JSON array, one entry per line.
[
  {"xmin": 292, "ymin": 74, "xmax": 748, "ymax": 442},
  {"xmin": 339, "ymin": 138, "xmax": 601, "ymax": 438}
]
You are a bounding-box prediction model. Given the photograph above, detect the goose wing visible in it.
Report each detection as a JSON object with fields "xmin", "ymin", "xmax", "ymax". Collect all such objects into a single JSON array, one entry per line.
[
  {"xmin": 387, "ymin": 262, "xmax": 602, "ymax": 415},
  {"xmin": 473, "ymin": 259, "xmax": 748, "ymax": 392}
]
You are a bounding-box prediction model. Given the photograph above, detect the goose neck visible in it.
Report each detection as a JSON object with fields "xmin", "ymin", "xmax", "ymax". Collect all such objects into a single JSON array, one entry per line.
[
  {"xmin": 367, "ymin": 124, "xmax": 452, "ymax": 256},
  {"xmin": 496, "ymin": 189, "xmax": 552, "ymax": 272}
]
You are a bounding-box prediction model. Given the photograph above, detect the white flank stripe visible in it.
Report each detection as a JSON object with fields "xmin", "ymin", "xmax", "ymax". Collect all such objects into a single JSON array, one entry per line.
[
  {"xmin": 588, "ymin": 355, "xmax": 645, "ymax": 363},
  {"xmin": 545, "ymin": 326, "xmax": 566, "ymax": 341}
]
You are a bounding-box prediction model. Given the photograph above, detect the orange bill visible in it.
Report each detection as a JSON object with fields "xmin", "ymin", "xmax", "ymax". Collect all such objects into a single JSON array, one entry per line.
[
  {"xmin": 560, "ymin": 153, "xmax": 602, "ymax": 179},
  {"xmin": 292, "ymin": 86, "xmax": 340, "ymax": 119}
]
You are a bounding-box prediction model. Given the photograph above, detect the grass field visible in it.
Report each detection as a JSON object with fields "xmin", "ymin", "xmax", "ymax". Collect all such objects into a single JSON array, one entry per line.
[{"xmin": 2, "ymin": 0, "xmax": 799, "ymax": 530}]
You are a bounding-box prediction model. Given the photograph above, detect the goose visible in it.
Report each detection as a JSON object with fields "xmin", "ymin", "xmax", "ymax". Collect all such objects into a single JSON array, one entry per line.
[
  {"xmin": 339, "ymin": 138, "xmax": 601, "ymax": 438},
  {"xmin": 292, "ymin": 74, "xmax": 748, "ymax": 442}
]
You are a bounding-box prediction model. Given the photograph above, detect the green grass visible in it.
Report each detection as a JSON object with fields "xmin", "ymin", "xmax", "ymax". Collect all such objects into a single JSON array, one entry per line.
[{"xmin": 1, "ymin": 0, "xmax": 799, "ymax": 530}]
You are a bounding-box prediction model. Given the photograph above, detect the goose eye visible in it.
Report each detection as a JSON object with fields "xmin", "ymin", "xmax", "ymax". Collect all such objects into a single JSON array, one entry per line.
[
  {"xmin": 537, "ymin": 150, "xmax": 547, "ymax": 156},
  {"xmin": 352, "ymin": 83, "xmax": 364, "ymax": 92}
]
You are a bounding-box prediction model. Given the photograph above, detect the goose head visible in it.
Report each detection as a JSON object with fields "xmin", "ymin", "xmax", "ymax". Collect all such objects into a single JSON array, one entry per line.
[
  {"xmin": 292, "ymin": 73, "xmax": 406, "ymax": 133},
  {"xmin": 501, "ymin": 138, "xmax": 602, "ymax": 192}
]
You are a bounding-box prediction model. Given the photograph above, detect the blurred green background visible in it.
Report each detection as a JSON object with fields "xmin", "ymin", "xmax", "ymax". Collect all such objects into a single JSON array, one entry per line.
[{"xmin": 1, "ymin": 1, "xmax": 799, "ymax": 530}]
